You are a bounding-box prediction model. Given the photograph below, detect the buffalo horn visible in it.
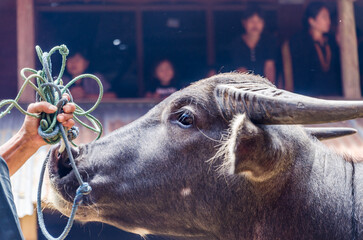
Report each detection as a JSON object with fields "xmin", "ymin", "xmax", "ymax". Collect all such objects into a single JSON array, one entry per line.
[
  {"xmin": 304, "ymin": 127, "xmax": 357, "ymax": 140},
  {"xmin": 215, "ymin": 84, "xmax": 363, "ymax": 124}
]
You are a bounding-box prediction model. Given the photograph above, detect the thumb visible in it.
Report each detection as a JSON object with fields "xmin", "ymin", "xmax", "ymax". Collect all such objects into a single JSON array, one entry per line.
[{"xmin": 27, "ymin": 102, "xmax": 57, "ymax": 114}]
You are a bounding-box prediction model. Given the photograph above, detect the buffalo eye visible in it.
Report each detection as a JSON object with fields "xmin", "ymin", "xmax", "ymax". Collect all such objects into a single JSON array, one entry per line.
[{"xmin": 172, "ymin": 109, "xmax": 194, "ymax": 128}]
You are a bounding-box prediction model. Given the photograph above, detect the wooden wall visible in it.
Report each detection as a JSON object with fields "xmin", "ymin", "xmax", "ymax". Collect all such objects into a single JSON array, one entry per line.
[
  {"xmin": 0, "ymin": 0, "xmax": 17, "ymax": 99},
  {"xmin": 2, "ymin": 0, "xmax": 362, "ymax": 99}
]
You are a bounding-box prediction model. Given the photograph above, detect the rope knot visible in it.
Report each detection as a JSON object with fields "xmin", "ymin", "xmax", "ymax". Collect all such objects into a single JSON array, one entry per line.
[
  {"xmin": 78, "ymin": 182, "xmax": 92, "ymax": 195},
  {"xmin": 59, "ymin": 45, "xmax": 69, "ymax": 56},
  {"xmin": 67, "ymin": 126, "xmax": 79, "ymax": 141},
  {"xmin": 74, "ymin": 182, "xmax": 92, "ymax": 204}
]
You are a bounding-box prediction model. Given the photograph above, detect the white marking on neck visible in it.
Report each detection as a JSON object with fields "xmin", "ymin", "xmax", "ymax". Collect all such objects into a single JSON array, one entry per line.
[
  {"xmin": 180, "ymin": 187, "xmax": 192, "ymax": 197},
  {"xmin": 132, "ymin": 228, "xmax": 151, "ymax": 237}
]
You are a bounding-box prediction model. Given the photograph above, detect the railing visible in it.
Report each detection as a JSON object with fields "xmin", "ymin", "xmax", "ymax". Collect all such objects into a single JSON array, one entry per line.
[{"xmin": 35, "ymin": 0, "xmax": 278, "ymax": 6}]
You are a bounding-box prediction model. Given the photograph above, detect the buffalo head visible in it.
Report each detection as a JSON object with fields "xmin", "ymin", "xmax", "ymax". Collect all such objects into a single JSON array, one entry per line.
[{"xmin": 46, "ymin": 73, "xmax": 362, "ymax": 239}]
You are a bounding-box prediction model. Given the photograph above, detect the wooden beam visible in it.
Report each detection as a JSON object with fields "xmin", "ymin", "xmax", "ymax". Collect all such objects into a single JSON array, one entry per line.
[
  {"xmin": 337, "ymin": 0, "xmax": 361, "ymax": 98},
  {"xmin": 136, "ymin": 10, "xmax": 145, "ymax": 97},
  {"xmin": 35, "ymin": 4, "xmax": 277, "ymax": 13},
  {"xmin": 35, "ymin": 0, "xmax": 278, "ymax": 5},
  {"xmin": 206, "ymin": 4, "xmax": 216, "ymax": 66},
  {"xmin": 36, "ymin": 4, "xmax": 207, "ymax": 12},
  {"xmin": 17, "ymin": 0, "xmax": 36, "ymax": 102}
]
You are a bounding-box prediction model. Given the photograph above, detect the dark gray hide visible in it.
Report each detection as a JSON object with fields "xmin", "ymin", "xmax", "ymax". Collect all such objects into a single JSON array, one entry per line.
[{"xmin": 47, "ymin": 73, "xmax": 363, "ymax": 240}]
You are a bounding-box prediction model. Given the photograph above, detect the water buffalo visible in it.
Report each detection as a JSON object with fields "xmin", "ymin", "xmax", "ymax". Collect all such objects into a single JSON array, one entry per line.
[{"xmin": 46, "ymin": 73, "xmax": 363, "ymax": 239}]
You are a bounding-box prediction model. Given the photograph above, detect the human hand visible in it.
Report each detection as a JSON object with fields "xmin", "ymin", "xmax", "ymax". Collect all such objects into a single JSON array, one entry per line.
[{"xmin": 20, "ymin": 94, "xmax": 76, "ymax": 148}]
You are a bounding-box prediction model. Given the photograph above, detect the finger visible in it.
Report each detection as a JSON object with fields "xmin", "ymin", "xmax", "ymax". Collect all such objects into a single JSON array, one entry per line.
[
  {"xmin": 62, "ymin": 103, "xmax": 76, "ymax": 113},
  {"xmin": 62, "ymin": 93, "xmax": 71, "ymax": 102},
  {"xmin": 57, "ymin": 113, "xmax": 73, "ymax": 122},
  {"xmin": 62, "ymin": 119, "xmax": 75, "ymax": 129},
  {"xmin": 27, "ymin": 102, "xmax": 57, "ymax": 114}
]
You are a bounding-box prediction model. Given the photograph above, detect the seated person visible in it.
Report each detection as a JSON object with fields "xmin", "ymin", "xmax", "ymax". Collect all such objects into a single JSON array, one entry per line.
[
  {"xmin": 228, "ymin": 5, "xmax": 277, "ymax": 83},
  {"xmin": 289, "ymin": 2, "xmax": 342, "ymax": 96},
  {"xmin": 145, "ymin": 59, "xmax": 178, "ymax": 99},
  {"xmin": 63, "ymin": 50, "xmax": 116, "ymax": 100}
]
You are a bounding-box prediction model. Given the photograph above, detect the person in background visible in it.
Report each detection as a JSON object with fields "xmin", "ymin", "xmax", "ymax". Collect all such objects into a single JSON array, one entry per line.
[
  {"xmin": 289, "ymin": 2, "xmax": 341, "ymax": 96},
  {"xmin": 228, "ymin": 5, "xmax": 277, "ymax": 83},
  {"xmin": 145, "ymin": 59, "xmax": 178, "ymax": 99},
  {"xmin": 360, "ymin": 41, "xmax": 363, "ymax": 95},
  {"xmin": 0, "ymin": 95, "xmax": 75, "ymax": 239},
  {"xmin": 358, "ymin": 31, "xmax": 363, "ymax": 95},
  {"xmin": 204, "ymin": 65, "xmax": 218, "ymax": 78},
  {"xmin": 63, "ymin": 50, "xmax": 117, "ymax": 100}
]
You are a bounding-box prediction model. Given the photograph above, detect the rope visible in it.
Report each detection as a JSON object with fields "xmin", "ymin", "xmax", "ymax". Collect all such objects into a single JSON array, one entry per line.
[
  {"xmin": 0, "ymin": 45, "xmax": 104, "ymax": 240},
  {"xmin": 0, "ymin": 44, "xmax": 103, "ymax": 146},
  {"xmin": 36, "ymin": 127, "xmax": 91, "ymax": 240}
]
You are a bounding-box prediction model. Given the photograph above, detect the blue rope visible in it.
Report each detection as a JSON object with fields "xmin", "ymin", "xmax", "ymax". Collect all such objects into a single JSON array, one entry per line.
[
  {"xmin": 0, "ymin": 44, "xmax": 103, "ymax": 240},
  {"xmin": 37, "ymin": 123, "xmax": 91, "ymax": 240},
  {"xmin": 34, "ymin": 47, "xmax": 96, "ymax": 240},
  {"xmin": 0, "ymin": 44, "xmax": 104, "ymax": 146},
  {"xmin": 0, "ymin": 44, "xmax": 104, "ymax": 240}
]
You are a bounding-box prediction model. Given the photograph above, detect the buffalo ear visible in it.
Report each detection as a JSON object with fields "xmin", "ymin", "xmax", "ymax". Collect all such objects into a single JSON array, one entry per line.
[{"xmin": 228, "ymin": 114, "xmax": 274, "ymax": 182}]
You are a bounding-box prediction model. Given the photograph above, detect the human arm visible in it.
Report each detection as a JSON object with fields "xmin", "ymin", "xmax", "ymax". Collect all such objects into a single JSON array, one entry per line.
[
  {"xmin": 0, "ymin": 95, "xmax": 76, "ymax": 176},
  {"xmin": 264, "ymin": 60, "xmax": 276, "ymax": 84}
]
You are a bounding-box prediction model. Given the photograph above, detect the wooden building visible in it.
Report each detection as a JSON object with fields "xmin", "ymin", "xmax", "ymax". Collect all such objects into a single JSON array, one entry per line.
[
  {"xmin": 1, "ymin": 0, "xmax": 363, "ymax": 100},
  {"xmin": 0, "ymin": 0, "xmax": 363, "ymax": 239}
]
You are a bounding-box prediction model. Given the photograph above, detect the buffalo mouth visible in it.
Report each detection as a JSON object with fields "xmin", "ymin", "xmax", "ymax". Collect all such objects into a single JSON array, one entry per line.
[{"xmin": 48, "ymin": 145, "xmax": 91, "ymax": 204}]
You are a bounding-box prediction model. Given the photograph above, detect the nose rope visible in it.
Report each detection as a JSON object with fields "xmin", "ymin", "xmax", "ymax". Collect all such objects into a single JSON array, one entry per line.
[
  {"xmin": 36, "ymin": 124, "xmax": 92, "ymax": 240},
  {"xmin": 0, "ymin": 45, "xmax": 104, "ymax": 240}
]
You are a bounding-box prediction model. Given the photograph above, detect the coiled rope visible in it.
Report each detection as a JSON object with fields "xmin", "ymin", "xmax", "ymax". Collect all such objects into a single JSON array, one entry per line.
[{"xmin": 0, "ymin": 45, "xmax": 104, "ymax": 240}]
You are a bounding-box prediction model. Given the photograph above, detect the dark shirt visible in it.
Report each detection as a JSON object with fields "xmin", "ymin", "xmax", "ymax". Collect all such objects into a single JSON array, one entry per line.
[
  {"xmin": 228, "ymin": 34, "xmax": 277, "ymax": 76},
  {"xmin": 147, "ymin": 80, "xmax": 178, "ymax": 99},
  {"xmin": 0, "ymin": 156, "xmax": 24, "ymax": 240},
  {"xmin": 290, "ymin": 32, "xmax": 342, "ymax": 96}
]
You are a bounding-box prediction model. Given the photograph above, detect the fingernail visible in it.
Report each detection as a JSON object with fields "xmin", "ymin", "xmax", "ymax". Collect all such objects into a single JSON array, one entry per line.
[
  {"xmin": 49, "ymin": 105, "xmax": 57, "ymax": 111},
  {"xmin": 58, "ymin": 116, "xmax": 64, "ymax": 121}
]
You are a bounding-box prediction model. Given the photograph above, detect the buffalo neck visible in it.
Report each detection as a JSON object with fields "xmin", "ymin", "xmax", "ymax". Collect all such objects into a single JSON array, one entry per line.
[
  {"xmin": 256, "ymin": 141, "xmax": 357, "ymax": 239},
  {"xmin": 215, "ymin": 140, "xmax": 359, "ymax": 240}
]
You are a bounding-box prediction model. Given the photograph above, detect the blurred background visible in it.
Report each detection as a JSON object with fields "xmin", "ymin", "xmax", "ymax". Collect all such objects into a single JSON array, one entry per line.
[{"xmin": 1, "ymin": 0, "xmax": 363, "ymax": 239}]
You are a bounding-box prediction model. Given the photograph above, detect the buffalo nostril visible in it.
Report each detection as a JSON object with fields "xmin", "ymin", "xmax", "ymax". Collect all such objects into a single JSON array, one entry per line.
[
  {"xmin": 58, "ymin": 155, "xmax": 73, "ymax": 178},
  {"xmin": 56, "ymin": 146, "xmax": 81, "ymax": 179}
]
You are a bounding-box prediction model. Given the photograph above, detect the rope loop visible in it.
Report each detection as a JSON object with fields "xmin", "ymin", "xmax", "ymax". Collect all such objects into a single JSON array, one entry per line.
[
  {"xmin": 0, "ymin": 44, "xmax": 103, "ymax": 146},
  {"xmin": 58, "ymin": 44, "xmax": 69, "ymax": 56},
  {"xmin": 0, "ymin": 45, "xmax": 104, "ymax": 240}
]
